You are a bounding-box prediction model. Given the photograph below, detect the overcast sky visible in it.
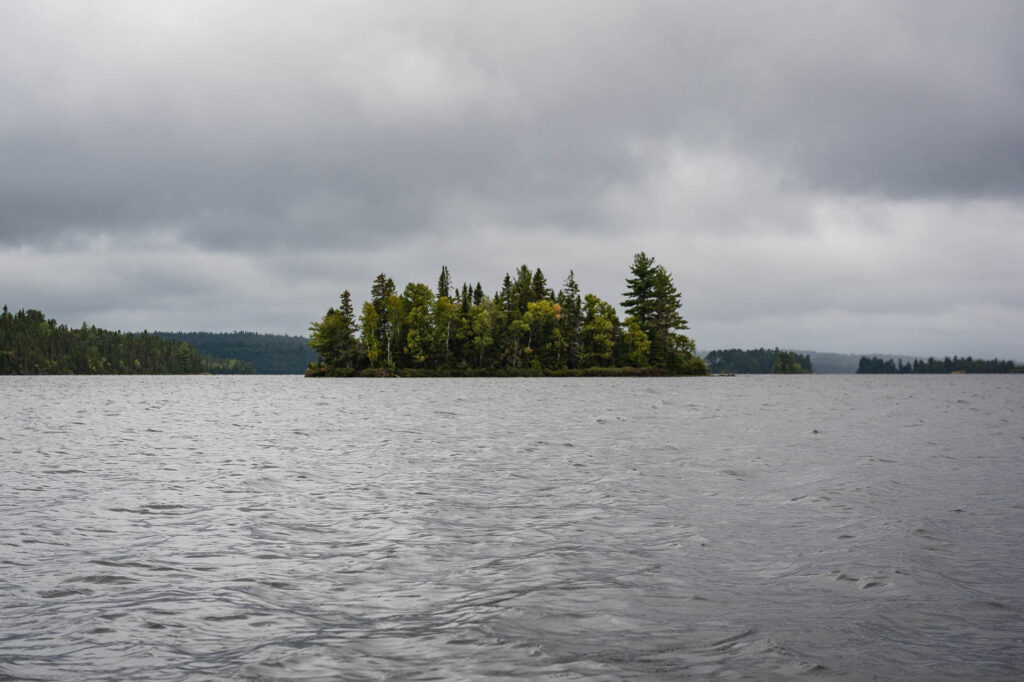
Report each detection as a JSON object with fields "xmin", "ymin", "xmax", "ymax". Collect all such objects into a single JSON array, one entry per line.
[{"xmin": 2, "ymin": 1, "xmax": 1022, "ymax": 359}]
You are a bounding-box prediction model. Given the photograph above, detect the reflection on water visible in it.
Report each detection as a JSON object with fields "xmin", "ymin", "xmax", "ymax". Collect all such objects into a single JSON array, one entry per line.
[{"xmin": 2, "ymin": 375, "xmax": 1023, "ymax": 679}]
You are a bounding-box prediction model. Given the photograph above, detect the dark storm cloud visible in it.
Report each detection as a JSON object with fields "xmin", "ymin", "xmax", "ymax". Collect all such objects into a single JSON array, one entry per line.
[{"xmin": 3, "ymin": 1, "xmax": 1022, "ymax": 250}]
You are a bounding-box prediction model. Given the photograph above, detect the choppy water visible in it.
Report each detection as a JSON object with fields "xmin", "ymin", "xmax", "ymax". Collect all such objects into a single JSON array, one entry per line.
[{"xmin": 2, "ymin": 375, "xmax": 1023, "ymax": 680}]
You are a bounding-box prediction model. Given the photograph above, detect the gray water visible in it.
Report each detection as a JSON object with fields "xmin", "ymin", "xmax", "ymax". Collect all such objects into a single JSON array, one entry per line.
[{"xmin": 1, "ymin": 376, "xmax": 1023, "ymax": 680}]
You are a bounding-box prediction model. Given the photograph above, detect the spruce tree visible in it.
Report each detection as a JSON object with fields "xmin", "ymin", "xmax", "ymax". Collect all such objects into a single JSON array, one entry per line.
[
  {"xmin": 532, "ymin": 268, "xmax": 550, "ymax": 301},
  {"xmin": 437, "ymin": 266, "xmax": 452, "ymax": 300}
]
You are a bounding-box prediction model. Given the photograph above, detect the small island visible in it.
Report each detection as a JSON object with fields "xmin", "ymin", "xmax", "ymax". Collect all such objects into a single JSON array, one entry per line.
[{"xmin": 307, "ymin": 253, "xmax": 708, "ymax": 377}]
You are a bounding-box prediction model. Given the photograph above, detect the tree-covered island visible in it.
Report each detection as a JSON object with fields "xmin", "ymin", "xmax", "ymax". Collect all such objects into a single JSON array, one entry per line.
[
  {"xmin": 704, "ymin": 348, "xmax": 813, "ymax": 374},
  {"xmin": 307, "ymin": 253, "xmax": 708, "ymax": 376}
]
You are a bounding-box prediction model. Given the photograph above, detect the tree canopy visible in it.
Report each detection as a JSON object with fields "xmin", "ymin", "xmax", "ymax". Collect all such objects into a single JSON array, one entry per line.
[
  {"xmin": 704, "ymin": 348, "xmax": 813, "ymax": 374},
  {"xmin": 1, "ymin": 306, "xmax": 207, "ymax": 375},
  {"xmin": 307, "ymin": 255, "xmax": 706, "ymax": 376}
]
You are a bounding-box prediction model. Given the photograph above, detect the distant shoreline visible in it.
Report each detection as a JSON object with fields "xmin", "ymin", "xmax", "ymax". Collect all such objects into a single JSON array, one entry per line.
[{"xmin": 304, "ymin": 366, "xmax": 695, "ymax": 378}]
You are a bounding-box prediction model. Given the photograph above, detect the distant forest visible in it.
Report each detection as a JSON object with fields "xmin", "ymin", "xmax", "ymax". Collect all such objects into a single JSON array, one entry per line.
[
  {"xmin": 1, "ymin": 306, "xmax": 205, "ymax": 375},
  {"xmin": 307, "ymin": 253, "xmax": 707, "ymax": 376},
  {"xmin": 154, "ymin": 332, "xmax": 315, "ymax": 374},
  {"xmin": 857, "ymin": 355, "xmax": 1018, "ymax": 374},
  {"xmin": 704, "ymin": 348, "xmax": 813, "ymax": 374}
]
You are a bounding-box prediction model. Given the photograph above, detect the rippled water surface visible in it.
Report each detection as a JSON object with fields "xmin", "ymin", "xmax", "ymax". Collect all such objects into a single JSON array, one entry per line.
[{"xmin": 2, "ymin": 375, "xmax": 1023, "ymax": 680}]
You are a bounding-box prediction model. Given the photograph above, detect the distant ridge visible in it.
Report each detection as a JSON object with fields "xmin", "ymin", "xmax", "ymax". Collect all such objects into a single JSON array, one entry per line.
[{"xmin": 153, "ymin": 331, "xmax": 316, "ymax": 374}]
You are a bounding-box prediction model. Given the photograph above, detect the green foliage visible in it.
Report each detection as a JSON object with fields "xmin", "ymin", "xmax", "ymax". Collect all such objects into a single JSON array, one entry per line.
[
  {"xmin": 153, "ymin": 331, "xmax": 315, "ymax": 373},
  {"xmin": 308, "ymin": 291, "xmax": 359, "ymax": 371},
  {"xmin": 621, "ymin": 317, "xmax": 651, "ymax": 368},
  {"xmin": 307, "ymin": 254, "xmax": 707, "ymax": 377},
  {"xmin": 705, "ymin": 348, "xmax": 812, "ymax": 374},
  {"xmin": 203, "ymin": 357, "xmax": 255, "ymax": 374},
  {"xmin": 557, "ymin": 271, "xmax": 583, "ymax": 369},
  {"xmin": 621, "ymin": 252, "xmax": 694, "ymax": 370},
  {"xmin": 436, "ymin": 266, "xmax": 452, "ymax": 300},
  {"xmin": 580, "ymin": 294, "xmax": 617, "ymax": 367},
  {"xmin": 1, "ymin": 306, "xmax": 205, "ymax": 375},
  {"xmin": 771, "ymin": 351, "xmax": 808, "ymax": 374}
]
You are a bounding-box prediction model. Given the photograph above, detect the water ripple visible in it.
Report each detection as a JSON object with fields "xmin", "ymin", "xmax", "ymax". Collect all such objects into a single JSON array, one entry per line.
[{"xmin": 1, "ymin": 375, "xmax": 1023, "ymax": 679}]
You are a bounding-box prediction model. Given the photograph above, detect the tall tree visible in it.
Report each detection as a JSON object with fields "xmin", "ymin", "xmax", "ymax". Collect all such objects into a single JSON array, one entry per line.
[
  {"xmin": 622, "ymin": 253, "xmax": 692, "ymax": 369},
  {"xmin": 513, "ymin": 265, "xmax": 535, "ymax": 314},
  {"xmin": 498, "ymin": 274, "xmax": 515, "ymax": 315},
  {"xmin": 557, "ymin": 271, "xmax": 583, "ymax": 369},
  {"xmin": 308, "ymin": 290, "xmax": 359, "ymax": 370},
  {"xmin": 369, "ymin": 273, "xmax": 398, "ymax": 368},
  {"xmin": 433, "ymin": 295, "xmax": 458, "ymax": 366},
  {"xmin": 621, "ymin": 252, "xmax": 658, "ymax": 333},
  {"xmin": 437, "ymin": 266, "xmax": 452, "ymax": 300},
  {"xmin": 532, "ymin": 268, "xmax": 551, "ymax": 302},
  {"xmin": 402, "ymin": 282, "xmax": 434, "ymax": 367}
]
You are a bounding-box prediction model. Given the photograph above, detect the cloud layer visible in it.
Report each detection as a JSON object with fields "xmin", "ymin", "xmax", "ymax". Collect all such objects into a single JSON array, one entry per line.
[{"xmin": 1, "ymin": 1, "xmax": 1022, "ymax": 358}]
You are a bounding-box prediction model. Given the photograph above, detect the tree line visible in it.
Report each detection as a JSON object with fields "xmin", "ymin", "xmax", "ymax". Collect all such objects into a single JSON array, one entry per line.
[
  {"xmin": 1, "ymin": 306, "xmax": 206, "ymax": 375},
  {"xmin": 704, "ymin": 348, "xmax": 813, "ymax": 374},
  {"xmin": 307, "ymin": 253, "xmax": 707, "ymax": 376},
  {"xmin": 154, "ymin": 331, "xmax": 316, "ymax": 374},
  {"xmin": 857, "ymin": 355, "xmax": 1017, "ymax": 374}
]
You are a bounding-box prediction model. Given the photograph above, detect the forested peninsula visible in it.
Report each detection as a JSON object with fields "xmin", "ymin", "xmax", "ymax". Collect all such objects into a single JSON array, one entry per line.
[
  {"xmin": 1, "ymin": 306, "xmax": 206, "ymax": 375},
  {"xmin": 307, "ymin": 253, "xmax": 708, "ymax": 377}
]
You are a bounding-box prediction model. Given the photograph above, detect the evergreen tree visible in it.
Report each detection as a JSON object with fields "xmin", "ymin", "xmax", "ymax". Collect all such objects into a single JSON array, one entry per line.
[
  {"xmin": 557, "ymin": 271, "xmax": 583, "ymax": 369},
  {"xmin": 309, "ymin": 290, "xmax": 360, "ymax": 371},
  {"xmin": 498, "ymin": 274, "xmax": 515, "ymax": 315},
  {"xmin": 0, "ymin": 307, "xmax": 206, "ymax": 375},
  {"xmin": 509, "ymin": 265, "xmax": 537, "ymax": 314},
  {"xmin": 532, "ymin": 268, "xmax": 550, "ymax": 302},
  {"xmin": 369, "ymin": 273, "xmax": 398, "ymax": 368},
  {"xmin": 437, "ymin": 266, "xmax": 452, "ymax": 300},
  {"xmin": 622, "ymin": 253, "xmax": 693, "ymax": 369},
  {"xmin": 621, "ymin": 252, "xmax": 658, "ymax": 332}
]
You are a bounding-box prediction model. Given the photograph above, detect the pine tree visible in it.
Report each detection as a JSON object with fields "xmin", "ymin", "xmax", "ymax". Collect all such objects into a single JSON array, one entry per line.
[
  {"xmin": 622, "ymin": 253, "xmax": 692, "ymax": 369},
  {"xmin": 621, "ymin": 252, "xmax": 658, "ymax": 333}
]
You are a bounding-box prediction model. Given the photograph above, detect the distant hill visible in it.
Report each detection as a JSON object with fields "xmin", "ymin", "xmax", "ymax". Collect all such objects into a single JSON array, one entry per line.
[{"xmin": 154, "ymin": 331, "xmax": 316, "ymax": 374}]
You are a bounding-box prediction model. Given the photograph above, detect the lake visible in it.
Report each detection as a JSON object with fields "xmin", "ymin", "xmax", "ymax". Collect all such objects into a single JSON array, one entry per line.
[{"xmin": 2, "ymin": 375, "xmax": 1023, "ymax": 680}]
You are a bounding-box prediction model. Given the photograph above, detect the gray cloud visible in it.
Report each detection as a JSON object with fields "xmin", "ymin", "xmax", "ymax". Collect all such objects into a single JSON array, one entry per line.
[{"xmin": 1, "ymin": 1, "xmax": 1022, "ymax": 358}]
